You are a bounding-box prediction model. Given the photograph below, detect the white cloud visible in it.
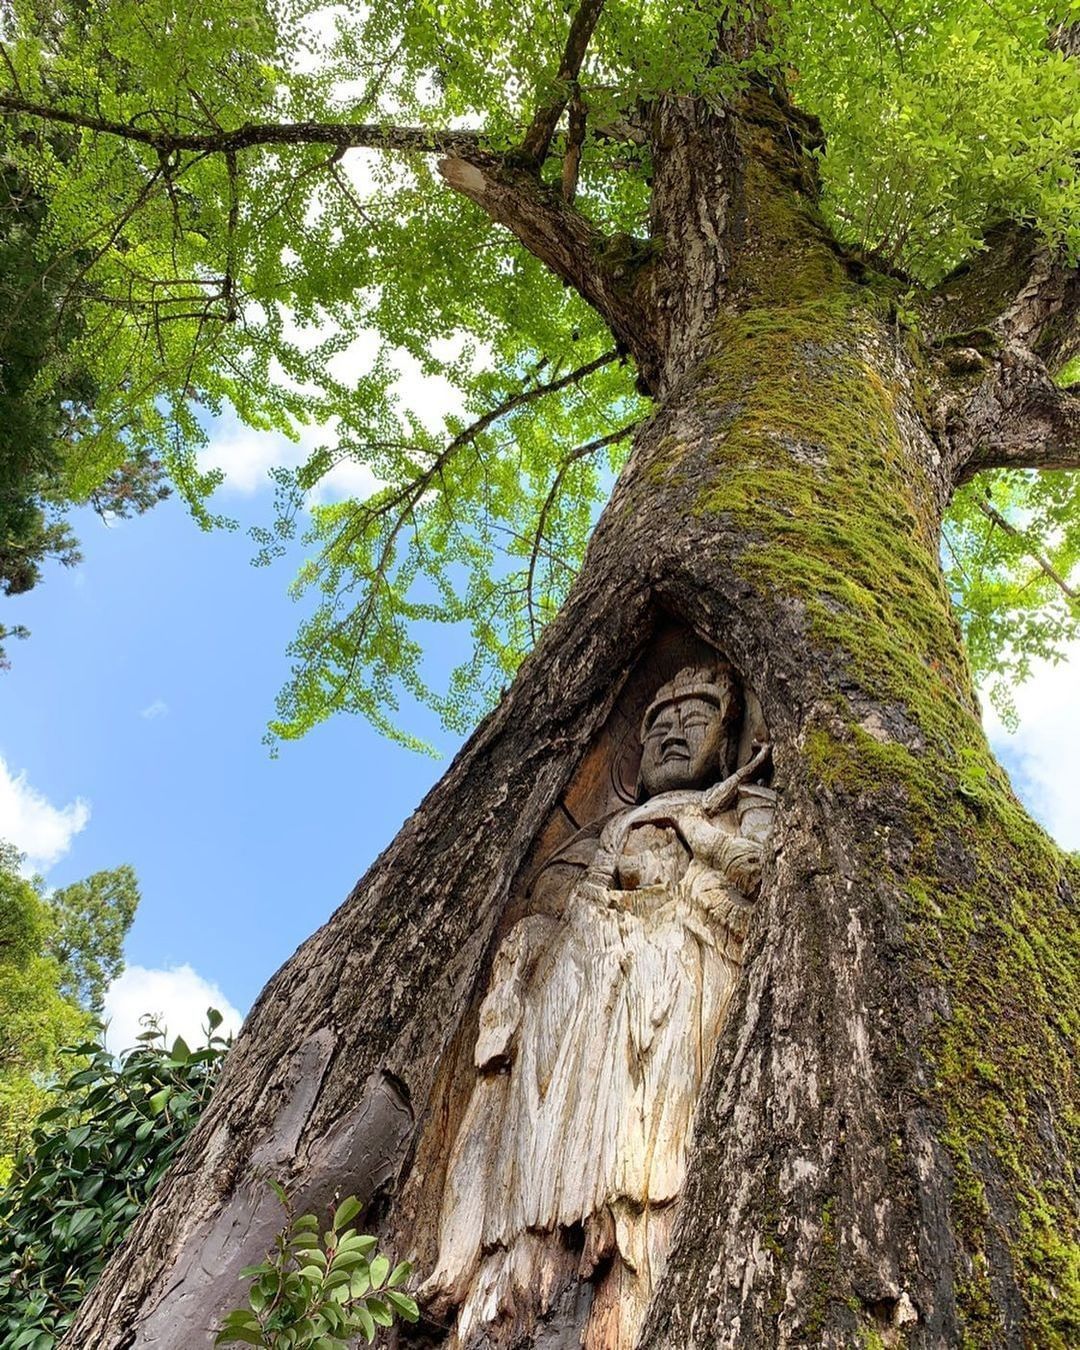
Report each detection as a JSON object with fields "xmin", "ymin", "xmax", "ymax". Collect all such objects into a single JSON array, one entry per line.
[
  {"xmin": 324, "ymin": 326, "xmax": 381, "ymax": 384},
  {"xmin": 200, "ymin": 408, "xmax": 386, "ymax": 503},
  {"xmin": 0, "ymin": 754, "xmax": 90, "ymax": 872},
  {"xmin": 984, "ymin": 641, "xmax": 1080, "ymax": 851},
  {"xmin": 199, "ymin": 418, "xmax": 318, "ymax": 494},
  {"xmin": 103, "ymin": 964, "xmax": 244, "ymax": 1057},
  {"xmin": 310, "ymin": 455, "xmax": 383, "ymax": 502},
  {"xmin": 391, "ymin": 350, "xmax": 468, "ymax": 435},
  {"xmin": 139, "ymin": 698, "xmax": 169, "ymax": 720}
]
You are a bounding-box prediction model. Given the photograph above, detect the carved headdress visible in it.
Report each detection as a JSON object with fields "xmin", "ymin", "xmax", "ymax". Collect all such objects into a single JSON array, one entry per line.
[{"xmin": 639, "ymin": 662, "xmax": 742, "ymax": 744}]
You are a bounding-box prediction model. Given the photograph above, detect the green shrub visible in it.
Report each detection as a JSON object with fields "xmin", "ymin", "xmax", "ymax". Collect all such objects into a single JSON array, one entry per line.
[
  {"xmin": 216, "ymin": 1186, "xmax": 419, "ymax": 1348},
  {"xmin": 0, "ymin": 1010, "xmax": 230, "ymax": 1348}
]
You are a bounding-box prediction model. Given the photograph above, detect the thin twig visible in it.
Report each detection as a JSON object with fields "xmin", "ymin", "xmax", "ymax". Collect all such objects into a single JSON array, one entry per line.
[
  {"xmin": 525, "ymin": 419, "xmax": 638, "ymax": 641},
  {"xmin": 0, "ymin": 44, "xmax": 23, "ymax": 95},
  {"xmin": 313, "ymin": 348, "xmax": 621, "ymax": 591},
  {"xmin": 223, "ymin": 149, "xmax": 239, "ymax": 321},
  {"xmin": 304, "ymin": 357, "xmax": 628, "ymax": 707},
  {"xmin": 977, "ymin": 497, "xmax": 1079, "ymax": 602}
]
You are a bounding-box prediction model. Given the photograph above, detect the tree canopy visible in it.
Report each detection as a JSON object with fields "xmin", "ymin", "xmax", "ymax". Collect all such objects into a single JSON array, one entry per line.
[
  {"xmin": 0, "ymin": 844, "xmax": 139, "ymax": 1173},
  {"xmin": 0, "ymin": 124, "xmax": 170, "ymax": 666},
  {"xmin": 0, "ymin": 148, "xmax": 85, "ymax": 662},
  {"xmin": 1, "ymin": 0, "xmax": 1078, "ymax": 739}
]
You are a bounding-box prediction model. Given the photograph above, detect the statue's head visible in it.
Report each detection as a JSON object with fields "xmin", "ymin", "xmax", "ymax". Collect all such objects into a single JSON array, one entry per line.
[{"xmin": 638, "ymin": 663, "xmax": 742, "ymax": 797}]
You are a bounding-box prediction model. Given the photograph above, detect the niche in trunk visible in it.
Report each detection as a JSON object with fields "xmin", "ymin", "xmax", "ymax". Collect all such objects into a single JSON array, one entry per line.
[{"xmin": 404, "ymin": 629, "xmax": 776, "ymax": 1349}]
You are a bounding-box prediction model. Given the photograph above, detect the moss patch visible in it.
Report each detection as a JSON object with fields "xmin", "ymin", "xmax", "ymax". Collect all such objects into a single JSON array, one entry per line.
[
  {"xmin": 667, "ymin": 281, "xmax": 1078, "ymax": 1342},
  {"xmin": 692, "ymin": 296, "xmax": 972, "ymax": 754},
  {"xmin": 801, "ymin": 723, "xmax": 1079, "ymax": 1347}
]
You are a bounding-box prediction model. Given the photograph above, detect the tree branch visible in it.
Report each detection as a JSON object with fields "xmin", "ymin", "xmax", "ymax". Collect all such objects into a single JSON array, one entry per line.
[
  {"xmin": 293, "ymin": 355, "xmax": 628, "ymax": 707},
  {"xmin": 433, "ymin": 2, "xmax": 662, "ymax": 389},
  {"xmin": 1053, "ymin": 20, "xmax": 1080, "ymax": 59},
  {"xmin": 561, "ymin": 90, "xmax": 587, "ymax": 203},
  {"xmin": 924, "ymin": 26, "xmax": 1080, "ymax": 486},
  {"xmin": 0, "ymin": 92, "xmax": 485, "ymax": 157},
  {"xmin": 315, "ymin": 349, "xmax": 622, "ymax": 582},
  {"xmin": 525, "ymin": 419, "xmax": 638, "ymax": 642},
  {"xmin": 223, "ymin": 149, "xmax": 239, "ymax": 322},
  {"xmin": 926, "ymin": 224, "xmax": 1080, "ymax": 482},
  {"xmin": 927, "ymin": 224, "xmax": 1079, "ymax": 365},
  {"xmin": 520, "ymin": 0, "xmax": 605, "ymax": 166},
  {"xmin": 438, "ymin": 151, "xmax": 662, "ymax": 391},
  {"xmin": 954, "ymin": 352, "xmax": 1080, "ymax": 480},
  {"xmin": 976, "ymin": 497, "xmax": 1078, "ymax": 602},
  {"xmin": 1, "ymin": 84, "xmax": 662, "ymax": 387}
]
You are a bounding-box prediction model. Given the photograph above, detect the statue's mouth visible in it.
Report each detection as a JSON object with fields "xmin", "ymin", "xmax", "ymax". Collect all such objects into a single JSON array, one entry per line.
[{"xmin": 660, "ymin": 745, "xmax": 689, "ymax": 763}]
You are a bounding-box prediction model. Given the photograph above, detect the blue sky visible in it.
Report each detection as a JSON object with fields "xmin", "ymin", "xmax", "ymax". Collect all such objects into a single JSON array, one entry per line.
[
  {"xmin": 0, "ymin": 480, "xmax": 465, "ymax": 1046},
  {"xmin": 1, "ymin": 447, "xmax": 1078, "ymax": 1052}
]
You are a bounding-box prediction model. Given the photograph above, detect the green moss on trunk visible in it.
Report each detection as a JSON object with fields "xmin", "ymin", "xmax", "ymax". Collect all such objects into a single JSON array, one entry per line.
[
  {"xmin": 651, "ymin": 279, "xmax": 1077, "ymax": 1342},
  {"xmin": 692, "ymin": 297, "xmax": 970, "ymax": 745}
]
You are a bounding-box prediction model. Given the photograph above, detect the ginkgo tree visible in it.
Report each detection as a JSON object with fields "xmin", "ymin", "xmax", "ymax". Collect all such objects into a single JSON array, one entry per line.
[{"xmin": 2, "ymin": 2, "xmax": 1078, "ymax": 1346}]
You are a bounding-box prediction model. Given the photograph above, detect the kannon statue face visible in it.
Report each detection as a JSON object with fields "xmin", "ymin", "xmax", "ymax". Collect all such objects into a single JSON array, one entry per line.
[{"xmin": 638, "ymin": 668, "xmax": 738, "ymax": 796}]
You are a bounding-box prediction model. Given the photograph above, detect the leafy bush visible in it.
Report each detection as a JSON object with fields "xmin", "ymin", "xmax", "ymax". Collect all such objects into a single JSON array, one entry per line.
[
  {"xmin": 216, "ymin": 1187, "xmax": 419, "ymax": 1348},
  {"xmin": 0, "ymin": 1010, "xmax": 230, "ymax": 1349}
]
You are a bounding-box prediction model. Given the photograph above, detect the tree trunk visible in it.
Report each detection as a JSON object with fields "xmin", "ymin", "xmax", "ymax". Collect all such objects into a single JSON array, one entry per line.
[{"xmin": 67, "ymin": 102, "xmax": 1078, "ymax": 1350}]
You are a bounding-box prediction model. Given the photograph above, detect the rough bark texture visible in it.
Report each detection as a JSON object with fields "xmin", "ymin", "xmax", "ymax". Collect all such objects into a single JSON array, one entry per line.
[
  {"xmin": 66, "ymin": 85, "xmax": 1079, "ymax": 1350},
  {"xmin": 924, "ymin": 223, "xmax": 1080, "ymax": 483}
]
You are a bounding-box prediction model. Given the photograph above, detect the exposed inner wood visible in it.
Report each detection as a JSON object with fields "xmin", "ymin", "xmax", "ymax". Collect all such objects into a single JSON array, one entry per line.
[{"xmin": 418, "ymin": 660, "xmax": 774, "ymax": 1348}]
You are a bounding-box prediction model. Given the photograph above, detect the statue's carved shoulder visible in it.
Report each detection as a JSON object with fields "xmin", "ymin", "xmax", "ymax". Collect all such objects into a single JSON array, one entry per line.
[{"xmin": 526, "ymin": 812, "xmax": 623, "ymax": 913}]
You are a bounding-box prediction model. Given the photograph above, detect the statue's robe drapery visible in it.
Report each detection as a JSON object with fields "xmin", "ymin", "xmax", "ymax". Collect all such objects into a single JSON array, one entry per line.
[{"xmin": 425, "ymin": 785, "xmax": 775, "ymax": 1348}]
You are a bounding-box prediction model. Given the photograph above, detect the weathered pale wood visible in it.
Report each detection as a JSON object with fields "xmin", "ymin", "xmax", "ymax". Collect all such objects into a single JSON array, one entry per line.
[{"xmin": 419, "ymin": 665, "xmax": 774, "ymax": 1349}]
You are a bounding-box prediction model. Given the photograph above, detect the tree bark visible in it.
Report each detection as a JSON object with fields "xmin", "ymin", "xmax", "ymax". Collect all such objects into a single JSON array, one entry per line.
[{"xmin": 66, "ymin": 97, "xmax": 1078, "ymax": 1350}]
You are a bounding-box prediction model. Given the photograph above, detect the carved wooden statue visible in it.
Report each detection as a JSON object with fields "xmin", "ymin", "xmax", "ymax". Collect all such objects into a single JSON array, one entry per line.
[{"xmin": 422, "ymin": 663, "xmax": 775, "ymax": 1348}]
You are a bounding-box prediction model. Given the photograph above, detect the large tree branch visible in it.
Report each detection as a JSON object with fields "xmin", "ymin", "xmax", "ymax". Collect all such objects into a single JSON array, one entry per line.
[
  {"xmin": 0, "ymin": 92, "xmax": 485, "ymax": 156},
  {"xmin": 0, "ymin": 90, "xmax": 644, "ymax": 161},
  {"xmin": 438, "ymin": 151, "xmax": 662, "ymax": 392},
  {"xmin": 928, "ymin": 23, "xmax": 1080, "ymax": 484},
  {"xmin": 435, "ymin": 1, "xmax": 665, "ymax": 389},
  {"xmin": 2, "ymin": 84, "xmax": 662, "ymax": 389},
  {"xmin": 953, "ymin": 348, "xmax": 1080, "ymax": 480},
  {"xmin": 520, "ymin": 0, "xmax": 605, "ymax": 166},
  {"xmin": 926, "ymin": 225, "xmax": 1080, "ymax": 482},
  {"xmin": 927, "ymin": 224, "xmax": 1080, "ymax": 364}
]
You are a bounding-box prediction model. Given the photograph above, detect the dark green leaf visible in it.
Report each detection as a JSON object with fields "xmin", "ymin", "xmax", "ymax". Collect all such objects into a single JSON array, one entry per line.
[{"xmin": 331, "ymin": 1196, "xmax": 361, "ymax": 1231}]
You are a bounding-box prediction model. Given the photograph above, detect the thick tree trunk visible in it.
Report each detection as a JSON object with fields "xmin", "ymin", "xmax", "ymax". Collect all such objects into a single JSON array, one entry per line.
[{"xmin": 67, "ymin": 106, "xmax": 1078, "ymax": 1350}]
